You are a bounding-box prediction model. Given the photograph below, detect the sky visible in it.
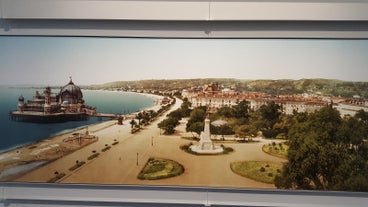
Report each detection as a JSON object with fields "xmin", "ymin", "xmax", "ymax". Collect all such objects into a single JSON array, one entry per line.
[{"xmin": 0, "ymin": 36, "xmax": 368, "ymax": 86}]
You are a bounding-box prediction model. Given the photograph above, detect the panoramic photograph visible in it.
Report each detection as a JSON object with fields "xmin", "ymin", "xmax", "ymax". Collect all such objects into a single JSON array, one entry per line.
[{"xmin": 0, "ymin": 36, "xmax": 367, "ymax": 191}]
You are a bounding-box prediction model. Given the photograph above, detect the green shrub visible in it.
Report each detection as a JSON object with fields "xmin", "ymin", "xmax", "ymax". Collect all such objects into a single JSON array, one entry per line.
[
  {"xmin": 223, "ymin": 146, "xmax": 234, "ymax": 154},
  {"xmin": 102, "ymin": 146, "xmax": 111, "ymax": 152},
  {"xmin": 69, "ymin": 161, "xmax": 86, "ymax": 171},
  {"xmin": 88, "ymin": 153, "xmax": 100, "ymax": 160},
  {"xmin": 180, "ymin": 143, "xmax": 198, "ymax": 155},
  {"xmin": 47, "ymin": 173, "xmax": 66, "ymax": 183}
]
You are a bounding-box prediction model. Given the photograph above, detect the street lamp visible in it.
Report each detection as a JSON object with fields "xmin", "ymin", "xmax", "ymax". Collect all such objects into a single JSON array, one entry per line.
[
  {"xmin": 151, "ymin": 136, "xmax": 153, "ymax": 146},
  {"xmin": 136, "ymin": 152, "xmax": 139, "ymax": 166}
]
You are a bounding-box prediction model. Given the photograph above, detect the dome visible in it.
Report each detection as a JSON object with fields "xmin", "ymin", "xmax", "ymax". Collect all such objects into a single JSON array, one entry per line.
[
  {"xmin": 18, "ymin": 95, "xmax": 24, "ymax": 102},
  {"xmin": 59, "ymin": 78, "xmax": 83, "ymax": 104}
]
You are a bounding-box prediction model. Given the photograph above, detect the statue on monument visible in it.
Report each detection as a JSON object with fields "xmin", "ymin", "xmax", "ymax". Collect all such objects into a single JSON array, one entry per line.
[{"xmin": 190, "ymin": 113, "xmax": 224, "ymax": 154}]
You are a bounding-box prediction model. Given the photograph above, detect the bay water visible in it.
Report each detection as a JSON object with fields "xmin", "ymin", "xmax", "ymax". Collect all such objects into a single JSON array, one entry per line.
[{"xmin": 0, "ymin": 86, "xmax": 155, "ymax": 153}]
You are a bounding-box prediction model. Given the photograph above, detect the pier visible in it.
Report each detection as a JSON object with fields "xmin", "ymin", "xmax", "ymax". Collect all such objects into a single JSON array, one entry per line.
[
  {"xmin": 10, "ymin": 111, "xmax": 121, "ymax": 122},
  {"xmin": 10, "ymin": 111, "xmax": 88, "ymax": 123},
  {"xmin": 92, "ymin": 113, "xmax": 119, "ymax": 118}
]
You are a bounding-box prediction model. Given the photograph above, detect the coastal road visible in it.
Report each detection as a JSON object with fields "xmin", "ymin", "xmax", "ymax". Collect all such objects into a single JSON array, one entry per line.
[
  {"xmin": 17, "ymin": 98, "xmax": 285, "ymax": 189},
  {"xmin": 15, "ymin": 98, "xmax": 183, "ymax": 183}
]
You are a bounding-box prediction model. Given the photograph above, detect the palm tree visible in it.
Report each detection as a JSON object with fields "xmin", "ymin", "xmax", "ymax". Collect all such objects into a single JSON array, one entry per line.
[
  {"xmin": 130, "ymin": 119, "xmax": 137, "ymax": 129},
  {"xmin": 136, "ymin": 112, "xmax": 143, "ymax": 128}
]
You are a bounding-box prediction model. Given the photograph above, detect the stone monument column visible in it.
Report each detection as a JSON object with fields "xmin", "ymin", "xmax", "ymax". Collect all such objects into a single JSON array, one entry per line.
[
  {"xmin": 199, "ymin": 118, "xmax": 214, "ymax": 150},
  {"xmin": 190, "ymin": 117, "xmax": 224, "ymax": 154},
  {"xmin": 202, "ymin": 118, "xmax": 211, "ymax": 140}
]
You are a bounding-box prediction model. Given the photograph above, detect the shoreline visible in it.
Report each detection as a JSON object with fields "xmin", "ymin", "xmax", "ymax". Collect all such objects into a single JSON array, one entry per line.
[
  {"xmin": 125, "ymin": 91, "xmax": 164, "ymax": 113},
  {"xmin": 0, "ymin": 91, "xmax": 164, "ymax": 181},
  {"xmin": 83, "ymin": 89, "xmax": 163, "ymax": 116},
  {"xmin": 0, "ymin": 120, "xmax": 115, "ymax": 181}
]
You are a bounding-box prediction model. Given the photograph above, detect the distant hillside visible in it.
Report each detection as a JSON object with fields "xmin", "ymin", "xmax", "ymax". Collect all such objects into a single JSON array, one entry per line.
[
  {"xmin": 84, "ymin": 78, "xmax": 368, "ymax": 98},
  {"xmin": 85, "ymin": 79, "xmax": 235, "ymax": 91}
]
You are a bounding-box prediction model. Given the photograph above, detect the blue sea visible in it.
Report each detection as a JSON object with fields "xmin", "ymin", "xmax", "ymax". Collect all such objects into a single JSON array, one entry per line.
[{"xmin": 0, "ymin": 86, "xmax": 155, "ymax": 152}]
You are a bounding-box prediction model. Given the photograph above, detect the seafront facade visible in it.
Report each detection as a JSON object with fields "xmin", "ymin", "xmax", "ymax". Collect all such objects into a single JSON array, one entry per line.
[{"xmin": 182, "ymin": 83, "xmax": 368, "ymax": 116}]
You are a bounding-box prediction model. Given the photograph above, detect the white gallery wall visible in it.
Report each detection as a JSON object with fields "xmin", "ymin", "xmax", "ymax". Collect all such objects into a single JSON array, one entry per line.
[
  {"xmin": 0, "ymin": 1, "xmax": 368, "ymax": 207},
  {"xmin": 0, "ymin": 0, "xmax": 368, "ymax": 38}
]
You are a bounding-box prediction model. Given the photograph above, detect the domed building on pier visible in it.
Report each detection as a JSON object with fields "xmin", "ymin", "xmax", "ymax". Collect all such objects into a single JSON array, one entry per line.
[
  {"xmin": 59, "ymin": 79, "xmax": 84, "ymax": 104},
  {"xmin": 11, "ymin": 78, "xmax": 97, "ymax": 122}
]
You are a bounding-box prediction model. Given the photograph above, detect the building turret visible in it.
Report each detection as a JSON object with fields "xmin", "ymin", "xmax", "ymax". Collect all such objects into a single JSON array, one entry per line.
[
  {"xmin": 18, "ymin": 95, "xmax": 25, "ymax": 112},
  {"xmin": 44, "ymin": 86, "xmax": 52, "ymax": 114}
]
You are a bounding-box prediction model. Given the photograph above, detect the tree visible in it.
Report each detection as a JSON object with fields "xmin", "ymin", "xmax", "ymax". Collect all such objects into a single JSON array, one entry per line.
[
  {"xmin": 272, "ymin": 114, "xmax": 296, "ymax": 139},
  {"xmin": 211, "ymin": 124, "xmax": 234, "ymax": 136},
  {"xmin": 180, "ymin": 97, "xmax": 192, "ymax": 117},
  {"xmin": 135, "ymin": 112, "xmax": 143, "ymax": 128},
  {"xmin": 235, "ymin": 124, "xmax": 258, "ymax": 141},
  {"xmin": 259, "ymin": 101, "xmax": 282, "ymax": 126},
  {"xmin": 258, "ymin": 101, "xmax": 282, "ymax": 138},
  {"xmin": 168, "ymin": 108, "xmax": 183, "ymax": 120},
  {"xmin": 148, "ymin": 110, "xmax": 156, "ymax": 119},
  {"xmin": 186, "ymin": 122, "xmax": 204, "ymax": 137},
  {"xmin": 157, "ymin": 117, "xmax": 180, "ymax": 134},
  {"xmin": 129, "ymin": 119, "xmax": 137, "ymax": 129},
  {"xmin": 231, "ymin": 99, "xmax": 250, "ymax": 120},
  {"xmin": 275, "ymin": 106, "xmax": 368, "ymax": 191},
  {"xmin": 276, "ymin": 107, "xmax": 342, "ymax": 190},
  {"xmin": 186, "ymin": 107, "xmax": 206, "ymax": 137},
  {"xmin": 141, "ymin": 111, "xmax": 151, "ymax": 125},
  {"xmin": 215, "ymin": 106, "xmax": 233, "ymax": 118},
  {"xmin": 355, "ymin": 109, "xmax": 368, "ymax": 122}
]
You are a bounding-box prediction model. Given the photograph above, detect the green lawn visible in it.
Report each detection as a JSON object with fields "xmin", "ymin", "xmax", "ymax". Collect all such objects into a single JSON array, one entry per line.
[
  {"xmin": 138, "ymin": 157, "xmax": 184, "ymax": 180},
  {"xmin": 262, "ymin": 142, "xmax": 288, "ymax": 159},
  {"xmin": 230, "ymin": 161, "xmax": 283, "ymax": 184}
]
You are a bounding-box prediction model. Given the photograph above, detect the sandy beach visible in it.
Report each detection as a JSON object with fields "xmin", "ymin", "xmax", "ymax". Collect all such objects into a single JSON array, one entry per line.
[
  {"xmin": 0, "ymin": 120, "xmax": 116, "ymax": 181},
  {"xmin": 125, "ymin": 91, "xmax": 164, "ymax": 112},
  {"xmin": 2, "ymin": 95, "xmax": 285, "ymax": 189},
  {"xmin": 85, "ymin": 89, "xmax": 164, "ymax": 113}
]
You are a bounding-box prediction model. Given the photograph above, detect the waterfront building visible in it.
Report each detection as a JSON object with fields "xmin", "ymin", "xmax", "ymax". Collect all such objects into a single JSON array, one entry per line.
[
  {"xmin": 334, "ymin": 98, "xmax": 368, "ymax": 117},
  {"xmin": 11, "ymin": 78, "xmax": 97, "ymax": 122},
  {"xmin": 181, "ymin": 83, "xmax": 368, "ymax": 116},
  {"xmin": 182, "ymin": 84, "xmax": 330, "ymax": 114}
]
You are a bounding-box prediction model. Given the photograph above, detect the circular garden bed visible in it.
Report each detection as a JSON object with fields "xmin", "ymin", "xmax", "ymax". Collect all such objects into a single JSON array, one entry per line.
[{"xmin": 138, "ymin": 157, "xmax": 184, "ymax": 180}]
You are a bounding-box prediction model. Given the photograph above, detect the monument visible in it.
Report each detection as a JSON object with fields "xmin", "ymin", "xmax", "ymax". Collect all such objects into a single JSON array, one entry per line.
[{"xmin": 190, "ymin": 118, "xmax": 224, "ymax": 154}]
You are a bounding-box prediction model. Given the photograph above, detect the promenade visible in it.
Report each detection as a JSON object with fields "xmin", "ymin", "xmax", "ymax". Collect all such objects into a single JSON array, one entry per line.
[{"xmin": 16, "ymin": 99, "xmax": 285, "ymax": 189}]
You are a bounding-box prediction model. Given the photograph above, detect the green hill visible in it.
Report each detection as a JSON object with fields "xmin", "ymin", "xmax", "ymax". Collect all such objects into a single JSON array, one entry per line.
[{"xmin": 84, "ymin": 78, "xmax": 368, "ymax": 98}]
